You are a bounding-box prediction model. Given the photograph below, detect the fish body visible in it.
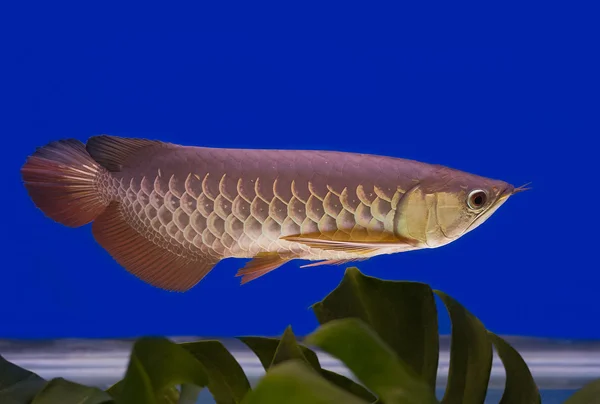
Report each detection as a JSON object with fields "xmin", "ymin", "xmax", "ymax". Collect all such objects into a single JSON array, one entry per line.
[{"xmin": 21, "ymin": 135, "xmax": 521, "ymax": 291}]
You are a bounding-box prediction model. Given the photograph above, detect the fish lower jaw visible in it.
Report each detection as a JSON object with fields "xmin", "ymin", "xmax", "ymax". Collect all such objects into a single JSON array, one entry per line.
[{"xmin": 422, "ymin": 237, "xmax": 456, "ymax": 249}]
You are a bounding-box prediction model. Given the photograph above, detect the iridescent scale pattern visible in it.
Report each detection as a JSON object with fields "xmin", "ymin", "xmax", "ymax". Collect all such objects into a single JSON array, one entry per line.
[{"xmin": 101, "ymin": 146, "xmax": 423, "ymax": 262}]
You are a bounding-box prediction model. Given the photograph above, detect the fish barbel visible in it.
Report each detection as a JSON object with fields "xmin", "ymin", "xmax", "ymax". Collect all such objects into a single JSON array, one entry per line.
[{"xmin": 21, "ymin": 135, "xmax": 524, "ymax": 291}]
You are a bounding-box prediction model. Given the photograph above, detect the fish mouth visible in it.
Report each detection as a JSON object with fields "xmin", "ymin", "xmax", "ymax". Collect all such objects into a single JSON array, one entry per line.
[
  {"xmin": 512, "ymin": 182, "xmax": 532, "ymax": 195},
  {"xmin": 496, "ymin": 186, "xmax": 513, "ymax": 203},
  {"xmin": 493, "ymin": 181, "xmax": 530, "ymax": 205},
  {"xmin": 497, "ymin": 181, "xmax": 531, "ymax": 202}
]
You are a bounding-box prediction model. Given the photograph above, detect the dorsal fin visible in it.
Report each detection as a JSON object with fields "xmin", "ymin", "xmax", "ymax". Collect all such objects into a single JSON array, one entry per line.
[{"xmin": 86, "ymin": 135, "xmax": 173, "ymax": 172}]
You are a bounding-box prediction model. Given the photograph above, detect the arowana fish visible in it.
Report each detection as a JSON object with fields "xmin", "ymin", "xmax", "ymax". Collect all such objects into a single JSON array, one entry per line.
[{"xmin": 21, "ymin": 135, "xmax": 527, "ymax": 292}]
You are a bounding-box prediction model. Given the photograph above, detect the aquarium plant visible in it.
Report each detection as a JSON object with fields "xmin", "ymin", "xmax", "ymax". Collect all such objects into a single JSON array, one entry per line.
[{"xmin": 1, "ymin": 267, "xmax": 599, "ymax": 403}]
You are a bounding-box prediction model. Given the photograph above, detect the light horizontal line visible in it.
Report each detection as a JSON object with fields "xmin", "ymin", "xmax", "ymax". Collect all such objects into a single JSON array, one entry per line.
[{"xmin": 3, "ymin": 337, "xmax": 600, "ymax": 390}]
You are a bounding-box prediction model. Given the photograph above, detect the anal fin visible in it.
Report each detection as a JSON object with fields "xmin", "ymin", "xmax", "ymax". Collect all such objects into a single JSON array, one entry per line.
[
  {"xmin": 92, "ymin": 202, "xmax": 218, "ymax": 292},
  {"xmin": 235, "ymin": 252, "xmax": 290, "ymax": 285}
]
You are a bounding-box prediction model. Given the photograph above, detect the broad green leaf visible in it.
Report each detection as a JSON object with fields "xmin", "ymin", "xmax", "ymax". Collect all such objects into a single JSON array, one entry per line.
[
  {"xmin": 435, "ymin": 291, "xmax": 493, "ymax": 404},
  {"xmin": 488, "ymin": 333, "xmax": 541, "ymax": 404},
  {"xmin": 564, "ymin": 379, "xmax": 600, "ymax": 403},
  {"xmin": 31, "ymin": 377, "xmax": 112, "ymax": 404},
  {"xmin": 312, "ymin": 267, "xmax": 439, "ymax": 390},
  {"xmin": 0, "ymin": 354, "xmax": 47, "ymax": 403},
  {"xmin": 180, "ymin": 340, "xmax": 251, "ymax": 404},
  {"xmin": 112, "ymin": 337, "xmax": 209, "ymax": 404},
  {"xmin": 239, "ymin": 329, "xmax": 376, "ymax": 402},
  {"xmin": 241, "ymin": 360, "xmax": 368, "ymax": 404},
  {"xmin": 306, "ymin": 318, "xmax": 438, "ymax": 404}
]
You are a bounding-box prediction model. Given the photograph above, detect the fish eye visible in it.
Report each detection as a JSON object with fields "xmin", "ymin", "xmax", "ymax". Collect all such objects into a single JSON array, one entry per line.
[{"xmin": 467, "ymin": 189, "xmax": 487, "ymax": 210}]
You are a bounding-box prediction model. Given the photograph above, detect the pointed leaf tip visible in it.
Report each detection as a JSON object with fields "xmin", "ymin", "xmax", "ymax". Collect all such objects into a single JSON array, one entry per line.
[
  {"xmin": 239, "ymin": 330, "xmax": 320, "ymax": 373},
  {"xmin": 271, "ymin": 326, "xmax": 319, "ymax": 369},
  {"xmin": 239, "ymin": 328, "xmax": 376, "ymax": 402},
  {"xmin": 488, "ymin": 333, "xmax": 541, "ymax": 404}
]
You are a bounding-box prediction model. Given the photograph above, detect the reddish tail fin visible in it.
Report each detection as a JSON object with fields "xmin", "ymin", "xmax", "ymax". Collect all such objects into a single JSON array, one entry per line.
[{"xmin": 21, "ymin": 139, "xmax": 110, "ymax": 227}]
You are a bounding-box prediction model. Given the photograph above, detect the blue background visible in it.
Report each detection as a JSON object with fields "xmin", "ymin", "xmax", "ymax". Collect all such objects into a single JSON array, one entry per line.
[{"xmin": 2, "ymin": 2, "xmax": 598, "ymax": 339}]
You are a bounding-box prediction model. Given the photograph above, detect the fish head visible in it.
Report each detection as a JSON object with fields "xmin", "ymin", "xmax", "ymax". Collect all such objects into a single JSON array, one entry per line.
[{"xmin": 394, "ymin": 166, "xmax": 526, "ymax": 248}]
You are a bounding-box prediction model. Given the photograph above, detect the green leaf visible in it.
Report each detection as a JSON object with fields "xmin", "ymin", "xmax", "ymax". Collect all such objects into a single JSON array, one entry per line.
[
  {"xmin": 237, "ymin": 336, "xmax": 280, "ymax": 370},
  {"xmin": 241, "ymin": 360, "xmax": 368, "ymax": 404},
  {"xmin": 105, "ymin": 381, "xmax": 123, "ymax": 398},
  {"xmin": 239, "ymin": 328, "xmax": 320, "ymax": 371},
  {"xmin": 111, "ymin": 337, "xmax": 209, "ymax": 404},
  {"xmin": 488, "ymin": 333, "xmax": 541, "ymax": 404},
  {"xmin": 111, "ymin": 383, "xmax": 181, "ymax": 404},
  {"xmin": 31, "ymin": 378, "xmax": 113, "ymax": 404},
  {"xmin": 271, "ymin": 327, "xmax": 316, "ymax": 368},
  {"xmin": 319, "ymin": 370, "xmax": 376, "ymax": 402},
  {"xmin": 0, "ymin": 354, "xmax": 47, "ymax": 403},
  {"xmin": 178, "ymin": 384, "xmax": 203, "ymax": 404},
  {"xmin": 306, "ymin": 318, "xmax": 438, "ymax": 404},
  {"xmin": 312, "ymin": 267, "xmax": 439, "ymax": 390},
  {"xmin": 239, "ymin": 328, "xmax": 376, "ymax": 402},
  {"xmin": 180, "ymin": 340, "xmax": 251, "ymax": 404},
  {"xmin": 107, "ymin": 368, "xmax": 182, "ymax": 403},
  {"xmin": 564, "ymin": 379, "xmax": 600, "ymax": 403},
  {"xmin": 435, "ymin": 291, "xmax": 493, "ymax": 404}
]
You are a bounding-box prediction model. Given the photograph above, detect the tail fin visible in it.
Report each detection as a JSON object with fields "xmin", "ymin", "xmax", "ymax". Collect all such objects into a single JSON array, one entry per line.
[{"xmin": 21, "ymin": 139, "xmax": 110, "ymax": 228}]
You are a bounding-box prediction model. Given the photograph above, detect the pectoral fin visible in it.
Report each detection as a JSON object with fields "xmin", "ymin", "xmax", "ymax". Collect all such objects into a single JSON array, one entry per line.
[
  {"xmin": 299, "ymin": 258, "xmax": 368, "ymax": 268},
  {"xmin": 281, "ymin": 232, "xmax": 416, "ymax": 254}
]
